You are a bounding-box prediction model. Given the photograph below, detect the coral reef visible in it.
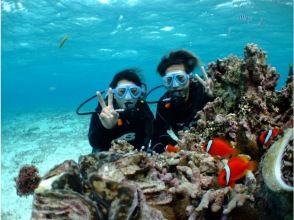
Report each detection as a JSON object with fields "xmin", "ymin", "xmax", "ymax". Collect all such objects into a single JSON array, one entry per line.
[
  {"xmin": 29, "ymin": 144, "xmax": 256, "ymax": 220},
  {"xmin": 179, "ymin": 43, "xmax": 293, "ymax": 219},
  {"xmin": 192, "ymin": 43, "xmax": 292, "ymax": 151},
  {"xmin": 15, "ymin": 165, "xmax": 41, "ymax": 197},
  {"xmin": 18, "ymin": 43, "xmax": 292, "ymax": 219}
]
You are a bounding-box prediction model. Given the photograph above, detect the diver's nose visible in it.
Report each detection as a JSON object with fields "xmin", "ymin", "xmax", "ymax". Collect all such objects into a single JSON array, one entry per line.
[
  {"xmin": 172, "ymin": 79, "xmax": 180, "ymax": 88},
  {"xmin": 125, "ymin": 91, "xmax": 132, "ymax": 99}
]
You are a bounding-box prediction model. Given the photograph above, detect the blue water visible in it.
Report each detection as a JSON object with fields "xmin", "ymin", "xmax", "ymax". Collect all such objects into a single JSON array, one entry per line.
[{"xmin": 2, "ymin": 0, "xmax": 293, "ymax": 115}]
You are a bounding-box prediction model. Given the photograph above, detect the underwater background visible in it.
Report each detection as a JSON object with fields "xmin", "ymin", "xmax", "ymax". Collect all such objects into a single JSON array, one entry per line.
[
  {"xmin": 1, "ymin": 0, "xmax": 293, "ymax": 219},
  {"xmin": 1, "ymin": 0, "xmax": 293, "ymax": 115}
]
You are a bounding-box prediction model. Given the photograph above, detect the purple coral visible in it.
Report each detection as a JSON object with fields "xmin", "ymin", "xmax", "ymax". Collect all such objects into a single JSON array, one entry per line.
[{"xmin": 15, "ymin": 165, "xmax": 41, "ymax": 197}]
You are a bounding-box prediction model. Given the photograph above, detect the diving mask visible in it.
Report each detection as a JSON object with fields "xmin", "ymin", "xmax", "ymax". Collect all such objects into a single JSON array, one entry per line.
[
  {"xmin": 163, "ymin": 70, "xmax": 190, "ymax": 89},
  {"xmin": 113, "ymin": 84, "xmax": 144, "ymax": 99}
]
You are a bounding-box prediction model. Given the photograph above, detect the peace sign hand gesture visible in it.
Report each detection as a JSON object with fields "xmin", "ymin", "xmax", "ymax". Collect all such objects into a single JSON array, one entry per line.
[
  {"xmin": 194, "ymin": 66, "xmax": 214, "ymax": 97},
  {"xmin": 96, "ymin": 88, "xmax": 119, "ymax": 129}
]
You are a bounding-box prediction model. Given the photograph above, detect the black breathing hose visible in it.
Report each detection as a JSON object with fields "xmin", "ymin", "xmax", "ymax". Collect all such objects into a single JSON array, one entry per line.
[
  {"xmin": 76, "ymin": 94, "xmax": 98, "ymax": 115},
  {"xmin": 76, "ymin": 84, "xmax": 164, "ymax": 116}
]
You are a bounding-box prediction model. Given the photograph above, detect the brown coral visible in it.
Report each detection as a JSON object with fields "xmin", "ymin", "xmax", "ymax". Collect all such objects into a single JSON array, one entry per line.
[{"xmin": 189, "ymin": 43, "xmax": 292, "ymax": 161}]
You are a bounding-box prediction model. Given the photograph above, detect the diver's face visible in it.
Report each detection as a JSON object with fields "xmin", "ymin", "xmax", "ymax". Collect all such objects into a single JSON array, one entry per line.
[
  {"xmin": 114, "ymin": 80, "xmax": 140, "ymax": 109},
  {"xmin": 165, "ymin": 64, "xmax": 190, "ymax": 102}
]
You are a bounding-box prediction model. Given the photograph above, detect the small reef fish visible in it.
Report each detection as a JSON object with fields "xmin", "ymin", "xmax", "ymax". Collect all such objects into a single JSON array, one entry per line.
[
  {"xmin": 258, "ymin": 128, "xmax": 283, "ymax": 149},
  {"xmin": 165, "ymin": 144, "xmax": 180, "ymax": 153},
  {"xmin": 203, "ymin": 138, "xmax": 238, "ymax": 158},
  {"xmin": 59, "ymin": 35, "xmax": 69, "ymax": 48},
  {"xmin": 218, "ymin": 156, "xmax": 257, "ymax": 187}
]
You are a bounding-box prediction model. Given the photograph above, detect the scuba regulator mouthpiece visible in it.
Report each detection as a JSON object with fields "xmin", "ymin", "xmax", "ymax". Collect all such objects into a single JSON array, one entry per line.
[
  {"xmin": 162, "ymin": 89, "xmax": 188, "ymax": 108},
  {"xmin": 170, "ymin": 93, "xmax": 187, "ymax": 107}
]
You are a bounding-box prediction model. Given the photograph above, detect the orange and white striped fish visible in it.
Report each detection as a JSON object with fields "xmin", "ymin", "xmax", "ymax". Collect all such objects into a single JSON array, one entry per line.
[
  {"xmin": 203, "ymin": 138, "xmax": 238, "ymax": 158},
  {"xmin": 218, "ymin": 156, "xmax": 257, "ymax": 187},
  {"xmin": 165, "ymin": 144, "xmax": 181, "ymax": 153},
  {"xmin": 258, "ymin": 128, "xmax": 283, "ymax": 149}
]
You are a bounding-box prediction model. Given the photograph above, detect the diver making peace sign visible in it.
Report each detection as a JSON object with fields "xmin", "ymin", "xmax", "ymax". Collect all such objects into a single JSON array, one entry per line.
[
  {"xmin": 88, "ymin": 69, "xmax": 154, "ymax": 153},
  {"xmin": 151, "ymin": 49, "xmax": 215, "ymax": 153},
  {"xmin": 95, "ymin": 88, "xmax": 120, "ymax": 130}
]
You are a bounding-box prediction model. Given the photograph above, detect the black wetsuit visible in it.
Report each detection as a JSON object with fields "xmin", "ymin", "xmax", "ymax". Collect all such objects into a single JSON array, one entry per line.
[
  {"xmin": 88, "ymin": 101, "xmax": 154, "ymax": 153},
  {"xmin": 151, "ymin": 82, "xmax": 213, "ymax": 153}
]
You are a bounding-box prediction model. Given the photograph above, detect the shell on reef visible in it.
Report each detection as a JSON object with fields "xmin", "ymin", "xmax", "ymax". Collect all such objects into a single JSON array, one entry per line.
[
  {"xmin": 262, "ymin": 128, "xmax": 293, "ymax": 192},
  {"xmin": 32, "ymin": 190, "xmax": 100, "ymax": 220},
  {"xmin": 86, "ymin": 173, "xmax": 166, "ymax": 220},
  {"xmin": 35, "ymin": 160, "xmax": 82, "ymax": 194}
]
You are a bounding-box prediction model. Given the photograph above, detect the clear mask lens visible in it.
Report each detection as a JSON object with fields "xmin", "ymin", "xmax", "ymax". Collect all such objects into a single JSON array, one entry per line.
[
  {"xmin": 163, "ymin": 71, "xmax": 189, "ymax": 88},
  {"xmin": 113, "ymin": 85, "xmax": 142, "ymax": 99}
]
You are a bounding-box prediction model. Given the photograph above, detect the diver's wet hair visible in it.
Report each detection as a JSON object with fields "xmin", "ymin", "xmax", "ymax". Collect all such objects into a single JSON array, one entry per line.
[
  {"xmin": 157, "ymin": 49, "xmax": 199, "ymax": 76},
  {"xmin": 109, "ymin": 68, "xmax": 143, "ymax": 88}
]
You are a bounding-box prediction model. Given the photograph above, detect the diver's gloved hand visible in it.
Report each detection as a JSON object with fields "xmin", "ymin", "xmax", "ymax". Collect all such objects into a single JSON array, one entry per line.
[
  {"xmin": 96, "ymin": 88, "xmax": 119, "ymax": 129},
  {"xmin": 194, "ymin": 66, "xmax": 214, "ymax": 97}
]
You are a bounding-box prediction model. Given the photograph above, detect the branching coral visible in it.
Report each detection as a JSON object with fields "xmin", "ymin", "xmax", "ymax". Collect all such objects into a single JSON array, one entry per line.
[
  {"xmin": 169, "ymin": 161, "xmax": 202, "ymax": 199},
  {"xmin": 186, "ymin": 184, "xmax": 255, "ymax": 220},
  {"xmin": 195, "ymin": 188, "xmax": 229, "ymax": 213}
]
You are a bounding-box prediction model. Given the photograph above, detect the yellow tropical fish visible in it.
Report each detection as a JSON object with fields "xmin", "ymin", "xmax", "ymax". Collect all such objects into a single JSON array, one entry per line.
[{"xmin": 59, "ymin": 35, "xmax": 69, "ymax": 48}]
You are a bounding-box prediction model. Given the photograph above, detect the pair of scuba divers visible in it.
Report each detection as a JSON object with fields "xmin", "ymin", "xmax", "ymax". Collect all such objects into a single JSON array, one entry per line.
[{"xmin": 76, "ymin": 50, "xmax": 214, "ymax": 154}]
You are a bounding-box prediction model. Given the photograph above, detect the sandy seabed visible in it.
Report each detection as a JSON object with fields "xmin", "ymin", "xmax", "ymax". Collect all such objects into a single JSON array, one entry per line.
[{"xmin": 1, "ymin": 111, "xmax": 91, "ymax": 220}]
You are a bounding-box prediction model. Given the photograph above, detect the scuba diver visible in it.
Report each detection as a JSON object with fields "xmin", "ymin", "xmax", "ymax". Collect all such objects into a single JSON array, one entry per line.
[
  {"xmin": 151, "ymin": 49, "xmax": 214, "ymax": 153},
  {"xmin": 87, "ymin": 69, "xmax": 154, "ymax": 153}
]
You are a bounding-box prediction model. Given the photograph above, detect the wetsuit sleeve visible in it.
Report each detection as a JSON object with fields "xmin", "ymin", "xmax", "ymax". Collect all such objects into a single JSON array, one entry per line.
[
  {"xmin": 88, "ymin": 106, "xmax": 113, "ymax": 151},
  {"xmin": 151, "ymin": 103, "xmax": 177, "ymax": 153}
]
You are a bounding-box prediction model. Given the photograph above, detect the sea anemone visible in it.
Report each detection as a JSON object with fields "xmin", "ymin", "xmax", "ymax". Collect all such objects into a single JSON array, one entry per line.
[
  {"xmin": 15, "ymin": 165, "xmax": 41, "ymax": 197},
  {"xmin": 262, "ymin": 128, "xmax": 293, "ymax": 192}
]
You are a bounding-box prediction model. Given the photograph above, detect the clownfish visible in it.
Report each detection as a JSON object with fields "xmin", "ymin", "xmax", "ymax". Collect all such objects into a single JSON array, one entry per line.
[
  {"xmin": 258, "ymin": 128, "xmax": 283, "ymax": 149},
  {"xmin": 218, "ymin": 156, "xmax": 257, "ymax": 187},
  {"xmin": 203, "ymin": 138, "xmax": 239, "ymax": 158},
  {"xmin": 165, "ymin": 144, "xmax": 181, "ymax": 153}
]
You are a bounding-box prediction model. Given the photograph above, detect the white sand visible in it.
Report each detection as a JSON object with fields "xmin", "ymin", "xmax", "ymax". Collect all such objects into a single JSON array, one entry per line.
[{"xmin": 1, "ymin": 111, "xmax": 91, "ymax": 219}]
